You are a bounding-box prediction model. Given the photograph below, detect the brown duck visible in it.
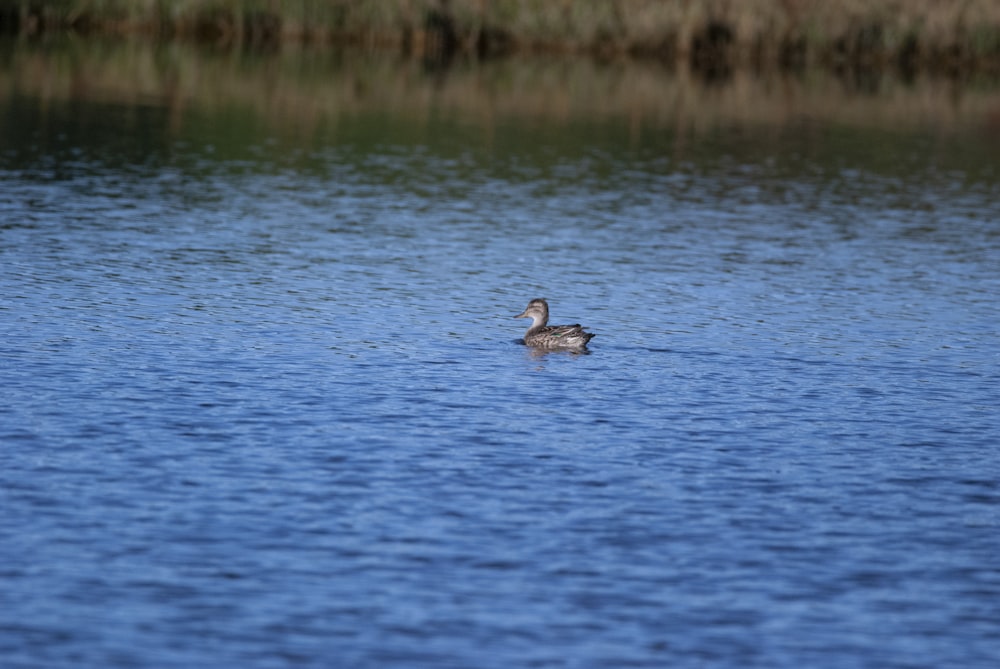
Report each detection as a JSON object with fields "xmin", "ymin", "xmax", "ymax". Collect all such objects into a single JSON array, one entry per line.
[{"xmin": 513, "ymin": 298, "xmax": 595, "ymax": 349}]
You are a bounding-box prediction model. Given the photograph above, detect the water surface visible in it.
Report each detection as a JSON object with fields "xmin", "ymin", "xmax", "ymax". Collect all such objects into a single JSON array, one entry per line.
[{"xmin": 2, "ymin": 45, "xmax": 1000, "ymax": 668}]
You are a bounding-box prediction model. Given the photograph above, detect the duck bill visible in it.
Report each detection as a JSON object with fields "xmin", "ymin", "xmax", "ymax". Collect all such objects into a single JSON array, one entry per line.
[{"xmin": 513, "ymin": 311, "xmax": 528, "ymax": 319}]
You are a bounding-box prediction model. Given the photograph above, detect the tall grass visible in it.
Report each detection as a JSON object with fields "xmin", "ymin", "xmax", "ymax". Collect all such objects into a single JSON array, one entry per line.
[
  {"xmin": 5, "ymin": 36, "xmax": 999, "ymax": 140},
  {"xmin": 2, "ymin": 1, "xmax": 1000, "ymax": 70}
]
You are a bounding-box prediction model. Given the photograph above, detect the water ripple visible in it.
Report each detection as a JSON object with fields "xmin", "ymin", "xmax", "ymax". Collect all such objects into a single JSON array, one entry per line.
[{"xmin": 2, "ymin": 124, "xmax": 999, "ymax": 669}]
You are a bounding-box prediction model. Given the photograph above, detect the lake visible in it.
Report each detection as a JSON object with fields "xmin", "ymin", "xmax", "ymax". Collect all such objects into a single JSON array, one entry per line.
[{"xmin": 2, "ymin": 40, "xmax": 999, "ymax": 668}]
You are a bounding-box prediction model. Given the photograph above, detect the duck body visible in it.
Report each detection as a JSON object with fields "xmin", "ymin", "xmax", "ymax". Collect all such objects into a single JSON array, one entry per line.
[{"xmin": 514, "ymin": 298, "xmax": 595, "ymax": 349}]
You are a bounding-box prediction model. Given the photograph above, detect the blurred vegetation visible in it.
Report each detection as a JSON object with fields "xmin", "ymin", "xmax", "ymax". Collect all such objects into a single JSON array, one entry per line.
[
  {"xmin": 3, "ymin": 2, "xmax": 999, "ymax": 167},
  {"xmin": 3, "ymin": 34, "xmax": 999, "ymax": 144},
  {"xmin": 2, "ymin": 0, "xmax": 1000, "ymax": 73}
]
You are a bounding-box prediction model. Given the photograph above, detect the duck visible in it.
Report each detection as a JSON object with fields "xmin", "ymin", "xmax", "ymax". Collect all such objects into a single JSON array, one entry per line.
[{"xmin": 513, "ymin": 298, "xmax": 595, "ymax": 349}]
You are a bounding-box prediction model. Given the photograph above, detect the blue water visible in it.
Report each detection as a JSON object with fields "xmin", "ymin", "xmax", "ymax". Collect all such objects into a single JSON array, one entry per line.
[{"xmin": 2, "ymin": 104, "xmax": 1000, "ymax": 668}]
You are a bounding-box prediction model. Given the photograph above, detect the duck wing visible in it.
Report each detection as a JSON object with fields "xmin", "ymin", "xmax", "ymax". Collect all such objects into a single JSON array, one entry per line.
[{"xmin": 542, "ymin": 324, "xmax": 595, "ymax": 341}]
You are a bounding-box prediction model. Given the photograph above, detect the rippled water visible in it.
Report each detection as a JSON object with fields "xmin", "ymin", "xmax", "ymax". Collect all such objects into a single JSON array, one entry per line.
[{"xmin": 2, "ymin": 88, "xmax": 1000, "ymax": 668}]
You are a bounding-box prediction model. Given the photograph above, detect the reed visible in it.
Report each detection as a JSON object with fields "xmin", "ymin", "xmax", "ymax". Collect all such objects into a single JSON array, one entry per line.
[{"xmin": 2, "ymin": 1, "xmax": 1000, "ymax": 71}]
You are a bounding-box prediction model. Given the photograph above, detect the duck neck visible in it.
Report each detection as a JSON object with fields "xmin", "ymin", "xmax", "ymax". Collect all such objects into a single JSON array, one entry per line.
[{"xmin": 525, "ymin": 314, "xmax": 547, "ymax": 333}]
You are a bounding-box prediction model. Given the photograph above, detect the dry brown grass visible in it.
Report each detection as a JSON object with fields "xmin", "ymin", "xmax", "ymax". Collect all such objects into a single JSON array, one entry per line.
[
  {"xmin": 4, "ymin": 37, "xmax": 999, "ymax": 142},
  {"xmin": 3, "ymin": 1, "xmax": 1000, "ymax": 71}
]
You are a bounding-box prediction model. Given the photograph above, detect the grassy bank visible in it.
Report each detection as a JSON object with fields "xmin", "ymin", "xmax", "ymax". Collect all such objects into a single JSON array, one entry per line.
[
  {"xmin": 3, "ymin": 1, "xmax": 1000, "ymax": 72},
  {"xmin": 4, "ymin": 37, "xmax": 1000, "ymax": 141}
]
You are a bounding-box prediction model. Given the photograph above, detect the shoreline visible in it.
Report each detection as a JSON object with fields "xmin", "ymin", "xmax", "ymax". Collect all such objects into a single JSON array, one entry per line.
[
  {"xmin": 3, "ymin": 1, "xmax": 1000, "ymax": 74},
  {"xmin": 4, "ymin": 37, "xmax": 999, "ymax": 144}
]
